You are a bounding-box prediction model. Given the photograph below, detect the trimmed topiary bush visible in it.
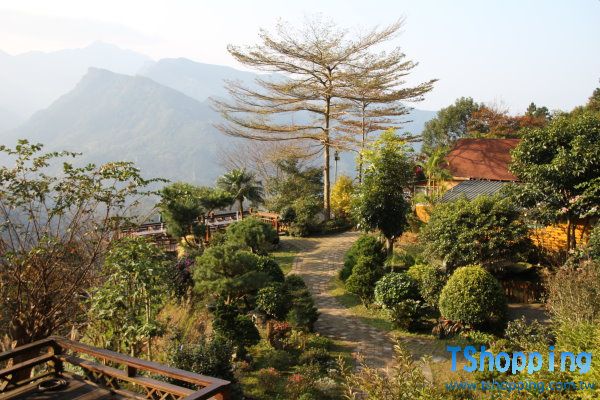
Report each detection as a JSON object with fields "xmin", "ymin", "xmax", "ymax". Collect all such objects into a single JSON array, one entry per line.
[
  {"xmin": 285, "ymin": 274, "xmax": 308, "ymax": 291},
  {"xmin": 284, "ymin": 275, "xmax": 318, "ymax": 331},
  {"xmin": 339, "ymin": 235, "xmax": 386, "ymax": 281},
  {"xmin": 256, "ymin": 256, "xmax": 285, "ymax": 283},
  {"xmin": 225, "ymin": 217, "xmax": 279, "ymax": 254},
  {"xmin": 345, "ymin": 255, "xmax": 384, "ymax": 305},
  {"xmin": 374, "ymin": 272, "xmax": 424, "ymax": 329},
  {"xmin": 374, "ymin": 272, "xmax": 420, "ymax": 309},
  {"xmin": 211, "ymin": 301, "xmax": 260, "ymax": 356},
  {"xmin": 168, "ymin": 334, "xmax": 236, "ymax": 383},
  {"xmin": 438, "ymin": 265, "xmax": 507, "ymax": 331},
  {"xmin": 407, "ymin": 263, "xmax": 447, "ymax": 309},
  {"xmin": 256, "ymin": 283, "xmax": 291, "ymax": 320},
  {"xmin": 286, "ymin": 288, "xmax": 319, "ymax": 332}
]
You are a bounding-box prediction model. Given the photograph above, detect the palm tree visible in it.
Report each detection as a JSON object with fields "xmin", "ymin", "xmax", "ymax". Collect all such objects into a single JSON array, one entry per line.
[
  {"xmin": 423, "ymin": 147, "xmax": 451, "ymax": 201},
  {"xmin": 217, "ymin": 168, "xmax": 264, "ymax": 219}
]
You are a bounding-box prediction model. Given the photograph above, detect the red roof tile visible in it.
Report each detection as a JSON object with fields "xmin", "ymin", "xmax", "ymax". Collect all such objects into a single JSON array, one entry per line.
[{"xmin": 444, "ymin": 138, "xmax": 520, "ymax": 181}]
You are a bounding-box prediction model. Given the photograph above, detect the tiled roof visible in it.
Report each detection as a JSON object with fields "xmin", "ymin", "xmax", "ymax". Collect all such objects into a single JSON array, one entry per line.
[
  {"xmin": 442, "ymin": 180, "xmax": 513, "ymax": 202},
  {"xmin": 444, "ymin": 138, "xmax": 520, "ymax": 181}
]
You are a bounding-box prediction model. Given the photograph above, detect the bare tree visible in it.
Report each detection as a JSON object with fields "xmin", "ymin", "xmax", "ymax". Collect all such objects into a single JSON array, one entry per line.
[
  {"xmin": 212, "ymin": 16, "xmax": 407, "ymax": 219},
  {"xmin": 338, "ymin": 53, "xmax": 436, "ymax": 182},
  {"xmin": 218, "ymin": 141, "xmax": 315, "ymax": 184},
  {"xmin": 0, "ymin": 140, "xmax": 159, "ymax": 346}
]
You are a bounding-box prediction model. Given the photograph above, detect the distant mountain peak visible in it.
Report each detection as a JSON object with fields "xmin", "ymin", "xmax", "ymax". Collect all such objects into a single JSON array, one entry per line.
[{"xmin": 8, "ymin": 68, "xmax": 231, "ymax": 185}]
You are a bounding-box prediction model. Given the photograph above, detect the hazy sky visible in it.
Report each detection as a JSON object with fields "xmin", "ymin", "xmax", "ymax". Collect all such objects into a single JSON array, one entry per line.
[{"xmin": 1, "ymin": 0, "xmax": 599, "ymax": 112}]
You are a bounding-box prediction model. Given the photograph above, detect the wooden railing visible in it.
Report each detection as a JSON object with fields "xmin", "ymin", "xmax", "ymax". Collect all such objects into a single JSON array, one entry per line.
[
  {"xmin": 0, "ymin": 336, "xmax": 230, "ymax": 400},
  {"xmin": 120, "ymin": 211, "xmax": 284, "ymax": 250}
]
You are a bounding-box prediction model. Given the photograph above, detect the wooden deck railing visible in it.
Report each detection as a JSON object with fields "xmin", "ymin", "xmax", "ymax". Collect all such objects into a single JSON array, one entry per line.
[
  {"xmin": 120, "ymin": 211, "xmax": 284, "ymax": 250},
  {"xmin": 0, "ymin": 336, "xmax": 230, "ymax": 400}
]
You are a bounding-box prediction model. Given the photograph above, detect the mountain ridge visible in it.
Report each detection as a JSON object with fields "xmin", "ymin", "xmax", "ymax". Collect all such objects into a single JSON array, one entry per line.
[{"xmin": 9, "ymin": 68, "xmax": 236, "ymax": 185}]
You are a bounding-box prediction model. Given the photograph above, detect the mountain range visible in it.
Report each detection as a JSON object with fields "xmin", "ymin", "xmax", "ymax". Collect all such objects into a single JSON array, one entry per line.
[{"xmin": 0, "ymin": 42, "xmax": 436, "ymax": 185}]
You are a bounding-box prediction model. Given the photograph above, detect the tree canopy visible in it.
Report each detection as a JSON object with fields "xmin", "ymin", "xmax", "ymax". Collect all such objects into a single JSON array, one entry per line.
[
  {"xmin": 421, "ymin": 97, "xmax": 479, "ymax": 154},
  {"xmin": 212, "ymin": 17, "xmax": 434, "ymax": 219},
  {"xmin": 193, "ymin": 243, "xmax": 270, "ymax": 305},
  {"xmin": 217, "ymin": 168, "xmax": 264, "ymax": 218},
  {"xmin": 158, "ymin": 182, "xmax": 233, "ymax": 248},
  {"xmin": 510, "ymin": 112, "xmax": 600, "ymax": 250},
  {"xmin": 353, "ymin": 130, "xmax": 414, "ymax": 254}
]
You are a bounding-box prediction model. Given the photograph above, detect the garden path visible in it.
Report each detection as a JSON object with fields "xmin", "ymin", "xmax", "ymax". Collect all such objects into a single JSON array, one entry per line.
[{"xmin": 286, "ymin": 231, "xmax": 397, "ymax": 368}]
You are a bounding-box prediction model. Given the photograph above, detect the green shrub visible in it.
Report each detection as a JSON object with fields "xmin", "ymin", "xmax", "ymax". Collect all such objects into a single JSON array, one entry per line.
[
  {"xmin": 285, "ymin": 274, "xmax": 308, "ymax": 291},
  {"xmin": 287, "ymin": 288, "xmax": 319, "ymax": 332},
  {"xmin": 256, "ymin": 283, "xmax": 291, "ymax": 320},
  {"xmin": 460, "ymin": 330, "xmax": 498, "ymax": 348},
  {"xmin": 340, "ymin": 235, "xmax": 386, "ymax": 281},
  {"xmin": 305, "ymin": 334, "xmax": 333, "ymax": 351},
  {"xmin": 587, "ymin": 224, "xmax": 600, "ymax": 260},
  {"xmin": 298, "ymin": 348, "xmax": 334, "ymax": 372},
  {"xmin": 438, "ymin": 265, "xmax": 507, "ymax": 331},
  {"xmin": 225, "ymin": 217, "xmax": 279, "ymax": 254},
  {"xmin": 547, "ymin": 260, "xmax": 600, "ymax": 325},
  {"xmin": 211, "ymin": 302, "xmax": 260, "ymax": 355},
  {"xmin": 168, "ymin": 334, "xmax": 235, "ymax": 382},
  {"xmin": 407, "ymin": 263, "xmax": 447, "ymax": 309},
  {"xmin": 420, "ymin": 195, "xmax": 531, "ymax": 271},
  {"xmin": 321, "ymin": 218, "xmax": 352, "ymax": 234},
  {"xmin": 194, "ymin": 243, "xmax": 268, "ymax": 306},
  {"xmin": 374, "ymin": 272, "xmax": 420, "ymax": 309},
  {"xmin": 345, "ymin": 255, "xmax": 384, "ymax": 304},
  {"xmin": 504, "ymin": 316, "xmax": 553, "ymax": 351},
  {"xmin": 280, "ymin": 206, "xmax": 297, "ymax": 224},
  {"xmin": 289, "ymin": 197, "xmax": 322, "ymax": 237},
  {"xmin": 372, "ymin": 271, "xmax": 427, "ymax": 329},
  {"xmin": 257, "ymin": 348, "xmax": 298, "ymax": 371},
  {"xmin": 256, "ymin": 256, "xmax": 285, "ymax": 283},
  {"xmin": 256, "ymin": 368, "xmax": 282, "ymax": 396}
]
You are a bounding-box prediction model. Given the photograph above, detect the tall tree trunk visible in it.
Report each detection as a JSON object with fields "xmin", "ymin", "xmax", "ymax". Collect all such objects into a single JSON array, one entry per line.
[
  {"xmin": 385, "ymin": 237, "xmax": 394, "ymax": 256},
  {"xmin": 323, "ymin": 98, "xmax": 331, "ymax": 220},
  {"xmin": 566, "ymin": 218, "xmax": 572, "ymax": 252},
  {"xmin": 358, "ymin": 104, "xmax": 366, "ymax": 184},
  {"xmin": 238, "ymin": 198, "xmax": 244, "ymax": 220}
]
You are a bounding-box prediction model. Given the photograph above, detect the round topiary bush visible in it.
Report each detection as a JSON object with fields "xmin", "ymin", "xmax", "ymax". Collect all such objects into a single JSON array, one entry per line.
[
  {"xmin": 374, "ymin": 272, "xmax": 420, "ymax": 309},
  {"xmin": 339, "ymin": 235, "xmax": 386, "ymax": 281},
  {"xmin": 374, "ymin": 272, "xmax": 424, "ymax": 329},
  {"xmin": 407, "ymin": 264, "xmax": 447, "ymax": 309},
  {"xmin": 345, "ymin": 255, "xmax": 383, "ymax": 304},
  {"xmin": 438, "ymin": 265, "xmax": 507, "ymax": 330}
]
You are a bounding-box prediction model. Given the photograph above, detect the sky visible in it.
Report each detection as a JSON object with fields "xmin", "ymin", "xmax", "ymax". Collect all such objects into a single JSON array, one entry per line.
[{"xmin": 0, "ymin": 0, "xmax": 599, "ymax": 112}]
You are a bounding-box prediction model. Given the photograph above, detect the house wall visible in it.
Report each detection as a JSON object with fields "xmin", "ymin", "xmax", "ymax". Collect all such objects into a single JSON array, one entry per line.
[
  {"xmin": 530, "ymin": 221, "xmax": 592, "ymax": 253},
  {"xmin": 414, "ymin": 203, "xmax": 431, "ymax": 222}
]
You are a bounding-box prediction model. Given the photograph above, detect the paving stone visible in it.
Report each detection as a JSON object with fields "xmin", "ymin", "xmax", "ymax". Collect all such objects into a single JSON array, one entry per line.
[{"xmin": 288, "ymin": 231, "xmax": 394, "ymax": 368}]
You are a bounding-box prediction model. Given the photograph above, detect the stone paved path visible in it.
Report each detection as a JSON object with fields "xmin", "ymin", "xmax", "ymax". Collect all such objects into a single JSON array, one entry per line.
[{"xmin": 287, "ymin": 231, "xmax": 396, "ymax": 368}]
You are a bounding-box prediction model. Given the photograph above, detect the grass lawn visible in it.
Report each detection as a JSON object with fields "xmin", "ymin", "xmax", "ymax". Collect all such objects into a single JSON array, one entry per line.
[
  {"xmin": 271, "ymin": 236, "xmax": 301, "ymax": 274},
  {"xmin": 330, "ymin": 277, "xmax": 394, "ymax": 332},
  {"xmin": 271, "ymin": 248, "xmax": 297, "ymax": 274}
]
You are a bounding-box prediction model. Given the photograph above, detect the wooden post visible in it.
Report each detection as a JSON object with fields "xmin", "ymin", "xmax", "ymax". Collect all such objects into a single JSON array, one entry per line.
[
  {"xmin": 49, "ymin": 341, "xmax": 63, "ymax": 375},
  {"xmin": 214, "ymin": 386, "xmax": 231, "ymax": 400},
  {"xmin": 126, "ymin": 365, "xmax": 137, "ymax": 378}
]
